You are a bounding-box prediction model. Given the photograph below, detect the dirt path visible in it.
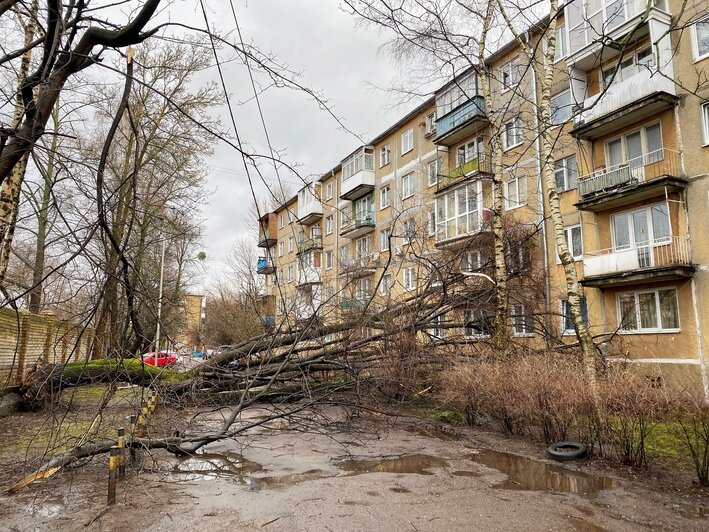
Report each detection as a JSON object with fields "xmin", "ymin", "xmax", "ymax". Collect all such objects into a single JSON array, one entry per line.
[{"xmin": 0, "ymin": 407, "xmax": 707, "ymax": 531}]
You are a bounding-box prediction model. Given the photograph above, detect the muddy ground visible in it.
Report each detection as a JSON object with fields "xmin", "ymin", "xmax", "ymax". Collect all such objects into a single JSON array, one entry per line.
[{"xmin": 0, "ymin": 399, "xmax": 707, "ymax": 531}]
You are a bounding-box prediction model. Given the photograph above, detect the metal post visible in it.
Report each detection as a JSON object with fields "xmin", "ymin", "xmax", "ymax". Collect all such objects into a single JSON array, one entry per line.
[
  {"xmin": 154, "ymin": 237, "xmax": 167, "ymax": 354},
  {"xmin": 117, "ymin": 428, "xmax": 126, "ymax": 480},
  {"xmin": 108, "ymin": 446, "xmax": 119, "ymax": 505}
]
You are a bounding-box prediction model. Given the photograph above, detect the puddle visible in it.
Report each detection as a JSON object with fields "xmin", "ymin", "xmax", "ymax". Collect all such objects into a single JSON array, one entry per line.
[
  {"xmin": 29, "ymin": 497, "xmax": 65, "ymax": 518},
  {"xmin": 676, "ymin": 501, "xmax": 709, "ymax": 518},
  {"xmin": 172, "ymin": 452, "xmax": 262, "ymax": 482},
  {"xmin": 251, "ymin": 469, "xmax": 333, "ymax": 490},
  {"xmin": 469, "ymin": 449, "xmax": 617, "ymax": 496},
  {"xmin": 334, "ymin": 454, "xmax": 448, "ymax": 475}
]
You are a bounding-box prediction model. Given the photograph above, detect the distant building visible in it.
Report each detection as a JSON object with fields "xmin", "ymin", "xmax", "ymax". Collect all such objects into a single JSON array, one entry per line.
[{"xmin": 175, "ymin": 293, "xmax": 205, "ymax": 348}]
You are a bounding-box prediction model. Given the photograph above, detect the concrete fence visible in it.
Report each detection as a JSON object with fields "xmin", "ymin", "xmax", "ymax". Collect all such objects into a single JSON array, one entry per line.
[{"xmin": 0, "ymin": 308, "xmax": 94, "ymax": 389}]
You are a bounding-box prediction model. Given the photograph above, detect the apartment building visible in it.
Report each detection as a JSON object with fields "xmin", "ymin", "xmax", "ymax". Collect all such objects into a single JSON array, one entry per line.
[{"xmin": 256, "ymin": 0, "xmax": 709, "ymax": 392}]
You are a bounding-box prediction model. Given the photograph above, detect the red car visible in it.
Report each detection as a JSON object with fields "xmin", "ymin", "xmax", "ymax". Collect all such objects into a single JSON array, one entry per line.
[{"xmin": 141, "ymin": 351, "xmax": 177, "ymax": 367}]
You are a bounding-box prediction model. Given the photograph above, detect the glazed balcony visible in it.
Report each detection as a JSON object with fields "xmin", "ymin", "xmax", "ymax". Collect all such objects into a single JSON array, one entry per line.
[
  {"xmin": 256, "ymin": 256, "xmax": 276, "ymax": 275},
  {"xmin": 576, "ymin": 148, "xmax": 685, "ymax": 211},
  {"xmin": 340, "ymin": 253, "xmax": 379, "ymax": 278},
  {"xmin": 572, "ymin": 69, "xmax": 677, "ymax": 140},
  {"xmin": 296, "ymin": 262, "xmax": 321, "ymax": 286},
  {"xmin": 581, "ymin": 236, "xmax": 693, "ymax": 288},
  {"xmin": 340, "ymin": 147, "xmax": 375, "ymax": 201},
  {"xmin": 297, "ymin": 185, "xmax": 323, "ymax": 225},
  {"xmin": 435, "ymin": 156, "xmax": 493, "ymax": 194},
  {"xmin": 434, "ymin": 96, "xmax": 487, "ymax": 147},
  {"xmin": 340, "ymin": 210, "xmax": 376, "ymax": 239}
]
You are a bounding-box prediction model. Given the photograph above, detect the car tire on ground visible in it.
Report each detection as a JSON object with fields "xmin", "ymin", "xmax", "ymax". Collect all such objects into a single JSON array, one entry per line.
[{"xmin": 547, "ymin": 441, "xmax": 587, "ymax": 461}]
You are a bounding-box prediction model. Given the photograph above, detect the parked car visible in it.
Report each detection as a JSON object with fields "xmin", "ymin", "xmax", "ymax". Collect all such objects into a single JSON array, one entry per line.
[{"xmin": 141, "ymin": 351, "xmax": 177, "ymax": 367}]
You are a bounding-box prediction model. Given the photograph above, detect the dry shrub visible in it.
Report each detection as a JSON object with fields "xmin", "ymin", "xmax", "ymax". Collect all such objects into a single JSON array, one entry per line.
[
  {"xmin": 669, "ymin": 383, "xmax": 709, "ymax": 486},
  {"xmin": 373, "ymin": 328, "xmax": 432, "ymax": 402}
]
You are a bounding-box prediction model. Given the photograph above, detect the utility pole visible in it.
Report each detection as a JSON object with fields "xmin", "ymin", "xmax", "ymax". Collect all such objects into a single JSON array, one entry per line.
[{"xmin": 154, "ymin": 237, "xmax": 167, "ymax": 356}]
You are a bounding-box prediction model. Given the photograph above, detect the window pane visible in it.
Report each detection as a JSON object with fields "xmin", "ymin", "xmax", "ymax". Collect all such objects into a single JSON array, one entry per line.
[
  {"xmin": 571, "ymin": 226, "xmax": 582, "ymax": 257},
  {"xmin": 555, "ymin": 160, "xmax": 566, "ymax": 190},
  {"xmin": 658, "ymin": 289, "xmax": 679, "ymax": 329},
  {"xmin": 638, "ymin": 292, "xmax": 658, "ymax": 329},
  {"xmin": 619, "ymin": 293, "xmax": 637, "ymax": 330},
  {"xmin": 645, "ymin": 123, "xmax": 662, "ymax": 157},
  {"xmin": 607, "ymin": 138, "xmax": 624, "ymax": 167},
  {"xmin": 697, "ymin": 21, "xmax": 709, "ymax": 57},
  {"xmin": 651, "ymin": 203, "xmax": 670, "ymax": 242},
  {"xmin": 613, "ymin": 213, "xmax": 631, "ymax": 249},
  {"xmin": 567, "ymin": 156, "xmax": 578, "ymax": 189}
]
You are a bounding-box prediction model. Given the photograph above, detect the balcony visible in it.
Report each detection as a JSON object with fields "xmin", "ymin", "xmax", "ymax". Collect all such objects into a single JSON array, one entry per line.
[
  {"xmin": 340, "ymin": 254, "xmax": 379, "ymax": 278},
  {"xmin": 296, "ymin": 263, "xmax": 321, "ymax": 286},
  {"xmin": 340, "ymin": 297, "xmax": 367, "ymax": 312},
  {"xmin": 435, "ymin": 156, "xmax": 493, "ymax": 194},
  {"xmin": 297, "ymin": 185, "xmax": 323, "ymax": 225},
  {"xmin": 340, "ymin": 147, "xmax": 375, "ymax": 201},
  {"xmin": 297, "ymin": 235, "xmax": 323, "ymax": 254},
  {"xmin": 256, "ymin": 256, "xmax": 276, "ymax": 275},
  {"xmin": 576, "ymin": 148, "xmax": 686, "ymax": 211},
  {"xmin": 581, "ymin": 236, "xmax": 694, "ymax": 288},
  {"xmin": 434, "ymin": 96, "xmax": 487, "ymax": 146},
  {"xmin": 572, "ymin": 69, "xmax": 677, "ymax": 140},
  {"xmin": 257, "ymin": 212, "xmax": 277, "ymax": 248},
  {"xmin": 340, "ymin": 210, "xmax": 376, "ymax": 239}
]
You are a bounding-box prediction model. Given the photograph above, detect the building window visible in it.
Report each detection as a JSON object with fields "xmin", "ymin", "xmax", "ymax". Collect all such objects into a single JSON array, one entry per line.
[
  {"xmin": 340, "ymin": 245, "xmax": 349, "ymax": 262},
  {"xmin": 288, "ymin": 236, "xmax": 294, "ymax": 253},
  {"xmin": 460, "ymin": 250, "xmax": 483, "ymax": 272},
  {"xmin": 500, "ymin": 58, "xmax": 521, "ymax": 91},
  {"xmin": 380, "ymin": 185, "xmax": 391, "ymax": 208},
  {"xmin": 287, "ymin": 265, "xmax": 293, "ymax": 283},
  {"xmin": 325, "ymin": 215, "xmax": 333, "ymax": 235},
  {"xmin": 278, "ymin": 241, "xmax": 284, "ymax": 257},
  {"xmin": 550, "ymin": 89, "xmax": 572, "ymax": 125},
  {"xmin": 428, "ymin": 210, "xmax": 436, "ymax": 236},
  {"xmin": 401, "ymin": 128, "xmax": 414, "ymax": 155},
  {"xmin": 554, "ymin": 155, "xmax": 578, "ymax": 191},
  {"xmin": 695, "ymin": 18, "xmax": 709, "ymax": 61},
  {"xmin": 561, "ymin": 297, "xmax": 588, "ymax": 335},
  {"xmin": 554, "ymin": 24, "xmax": 568, "ymax": 61},
  {"xmin": 355, "ymin": 234, "xmax": 371, "ymax": 258},
  {"xmin": 702, "ymin": 102, "xmax": 709, "ymax": 146},
  {"xmin": 355, "ymin": 277, "xmax": 371, "ymax": 301},
  {"xmin": 465, "ymin": 309, "xmax": 493, "ymax": 338},
  {"xmin": 279, "ymin": 214, "xmax": 285, "ymax": 229},
  {"xmin": 341, "ymin": 205, "xmax": 351, "ymax": 227},
  {"xmin": 511, "ymin": 304, "xmax": 534, "ymax": 336},
  {"xmin": 426, "ymin": 112, "xmax": 437, "ymax": 136},
  {"xmin": 403, "ymin": 266, "xmax": 417, "ymax": 291},
  {"xmin": 457, "ymin": 136, "xmax": 484, "ymax": 166},
  {"xmin": 401, "ymin": 173, "xmax": 414, "ymax": 199},
  {"xmin": 618, "ymin": 288, "xmax": 679, "ymax": 332},
  {"xmin": 611, "ymin": 203, "xmax": 670, "ymax": 267},
  {"xmin": 326, "ymin": 182, "xmax": 333, "ymax": 200},
  {"xmin": 602, "ymin": 47, "xmax": 656, "ymax": 90},
  {"xmin": 404, "ymin": 219, "xmax": 416, "ymax": 244},
  {"xmin": 429, "ymin": 314, "xmax": 448, "ymax": 338},
  {"xmin": 342, "ymin": 148, "xmax": 374, "ymax": 181},
  {"xmin": 380, "ymin": 228, "xmax": 391, "ymax": 251},
  {"xmin": 380, "ymin": 144, "xmax": 391, "ymax": 167},
  {"xmin": 325, "ymin": 250, "xmax": 333, "ymax": 269},
  {"xmin": 428, "ymin": 157, "xmax": 441, "ymax": 186},
  {"xmin": 435, "ymin": 182, "xmax": 481, "ymax": 241},
  {"xmin": 380, "ymin": 272, "xmax": 393, "ymax": 295},
  {"xmin": 505, "ymin": 173, "xmax": 527, "ymax": 210},
  {"xmin": 502, "ymin": 116, "xmax": 522, "ymax": 150},
  {"xmin": 606, "ymin": 122, "xmax": 663, "ymax": 168},
  {"xmin": 563, "ymin": 225, "xmax": 583, "ymax": 260}
]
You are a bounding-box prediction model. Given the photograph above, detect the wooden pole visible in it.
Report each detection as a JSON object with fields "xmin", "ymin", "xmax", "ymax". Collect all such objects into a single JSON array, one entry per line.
[
  {"xmin": 108, "ymin": 446, "xmax": 119, "ymax": 505},
  {"xmin": 117, "ymin": 428, "xmax": 126, "ymax": 480}
]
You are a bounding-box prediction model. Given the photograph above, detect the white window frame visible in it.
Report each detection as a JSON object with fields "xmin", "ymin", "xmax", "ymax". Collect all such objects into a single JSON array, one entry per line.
[
  {"xmin": 288, "ymin": 236, "xmax": 294, "ymax": 253},
  {"xmin": 554, "ymin": 24, "xmax": 568, "ymax": 62},
  {"xmin": 617, "ymin": 288, "xmax": 680, "ymax": 333},
  {"xmin": 278, "ymin": 241, "xmax": 284, "ymax": 257},
  {"xmin": 692, "ymin": 16, "xmax": 709, "ymax": 62},
  {"xmin": 380, "ymin": 144, "xmax": 391, "ymax": 167},
  {"xmin": 702, "ymin": 102, "xmax": 709, "ymax": 147},
  {"xmin": 464, "ymin": 308, "xmax": 493, "ymax": 339},
  {"xmin": 401, "ymin": 173, "xmax": 414, "ymax": 199},
  {"xmin": 403, "ymin": 219, "xmax": 416, "ymax": 244},
  {"xmin": 435, "ymin": 181, "xmax": 482, "ymax": 242},
  {"xmin": 325, "ymin": 215, "xmax": 333, "ymax": 235},
  {"xmin": 559, "ymin": 225, "xmax": 583, "ymax": 262},
  {"xmin": 380, "ymin": 185, "xmax": 391, "ymax": 209},
  {"xmin": 401, "ymin": 128, "xmax": 414, "ymax": 155},
  {"xmin": 287, "ymin": 265, "xmax": 293, "ymax": 283},
  {"xmin": 500, "ymin": 58, "xmax": 521, "ymax": 92},
  {"xmin": 502, "ymin": 116, "xmax": 523, "ymax": 150},
  {"xmin": 380, "ymin": 228, "xmax": 391, "ymax": 251},
  {"xmin": 505, "ymin": 172, "xmax": 527, "ymax": 210},
  {"xmin": 555, "ymin": 155, "xmax": 578, "ymax": 191},
  {"xmin": 561, "ymin": 298, "xmax": 588, "ymax": 336},
  {"xmin": 427, "ymin": 158, "xmax": 440, "ymax": 187},
  {"xmin": 403, "ymin": 266, "xmax": 417, "ymax": 291},
  {"xmin": 380, "ymin": 272, "xmax": 393, "ymax": 295},
  {"xmin": 326, "ymin": 182, "xmax": 333, "ymax": 200},
  {"xmin": 428, "ymin": 210, "xmax": 436, "ymax": 236},
  {"xmin": 429, "ymin": 314, "xmax": 448, "ymax": 339},
  {"xmin": 550, "ymin": 89, "xmax": 572, "ymax": 125},
  {"xmin": 426, "ymin": 112, "xmax": 437, "ymax": 136},
  {"xmin": 510, "ymin": 304, "xmax": 534, "ymax": 336},
  {"xmin": 325, "ymin": 250, "xmax": 333, "ymax": 270},
  {"xmin": 279, "ymin": 214, "xmax": 285, "ymax": 229}
]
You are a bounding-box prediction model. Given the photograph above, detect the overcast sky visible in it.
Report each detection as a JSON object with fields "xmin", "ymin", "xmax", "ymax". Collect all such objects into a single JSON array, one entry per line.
[{"xmin": 191, "ymin": 0, "xmax": 417, "ymax": 290}]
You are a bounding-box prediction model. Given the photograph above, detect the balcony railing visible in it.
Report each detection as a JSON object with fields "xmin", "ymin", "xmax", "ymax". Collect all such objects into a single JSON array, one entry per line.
[
  {"xmin": 297, "ymin": 235, "xmax": 323, "ymax": 253},
  {"xmin": 583, "ymin": 236, "xmax": 691, "ymax": 278},
  {"xmin": 258, "ymin": 229, "xmax": 276, "ymax": 248},
  {"xmin": 340, "ymin": 297, "xmax": 368, "ymax": 311},
  {"xmin": 297, "ymin": 262, "xmax": 321, "ymax": 285},
  {"xmin": 436, "ymin": 156, "xmax": 492, "ymax": 193},
  {"xmin": 341, "ymin": 253, "xmax": 379, "ymax": 274},
  {"xmin": 578, "ymin": 148, "xmax": 681, "ymax": 198},
  {"xmin": 435, "ymin": 96, "xmax": 486, "ymax": 139},
  {"xmin": 340, "ymin": 210, "xmax": 376, "ymax": 237}
]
